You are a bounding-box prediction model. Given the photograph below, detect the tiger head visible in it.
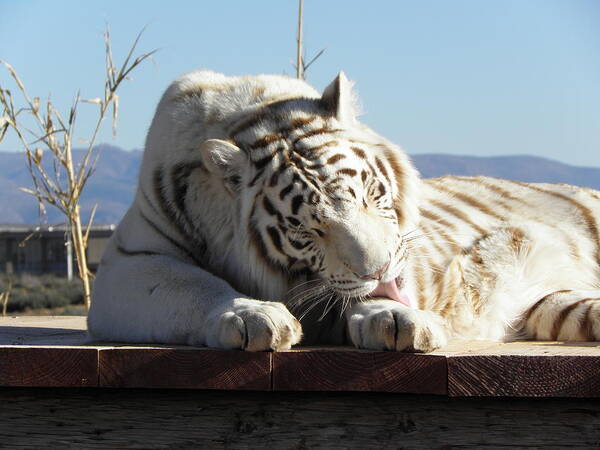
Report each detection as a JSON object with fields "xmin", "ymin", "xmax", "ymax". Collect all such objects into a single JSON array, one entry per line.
[{"xmin": 199, "ymin": 73, "xmax": 420, "ymax": 308}]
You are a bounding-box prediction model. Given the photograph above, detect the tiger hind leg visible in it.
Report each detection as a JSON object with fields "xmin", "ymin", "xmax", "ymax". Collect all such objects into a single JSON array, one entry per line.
[{"xmin": 523, "ymin": 290, "xmax": 600, "ymax": 341}]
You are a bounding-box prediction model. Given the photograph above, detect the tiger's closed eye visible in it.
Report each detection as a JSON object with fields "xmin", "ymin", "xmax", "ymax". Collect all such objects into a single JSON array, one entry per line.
[
  {"xmin": 312, "ymin": 228, "xmax": 325, "ymax": 237},
  {"xmin": 286, "ymin": 216, "xmax": 302, "ymax": 227}
]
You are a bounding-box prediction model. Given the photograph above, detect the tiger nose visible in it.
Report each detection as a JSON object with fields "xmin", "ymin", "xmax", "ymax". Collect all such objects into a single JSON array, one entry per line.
[{"xmin": 360, "ymin": 260, "xmax": 390, "ymax": 281}]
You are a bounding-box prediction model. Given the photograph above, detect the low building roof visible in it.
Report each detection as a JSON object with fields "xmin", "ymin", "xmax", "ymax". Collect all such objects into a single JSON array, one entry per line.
[{"xmin": 0, "ymin": 224, "xmax": 115, "ymax": 235}]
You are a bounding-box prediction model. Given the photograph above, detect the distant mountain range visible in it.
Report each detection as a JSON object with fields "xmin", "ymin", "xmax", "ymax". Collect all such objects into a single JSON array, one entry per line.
[
  {"xmin": 411, "ymin": 153, "xmax": 600, "ymax": 188},
  {"xmin": 1, "ymin": 145, "xmax": 598, "ymax": 225},
  {"xmin": 0, "ymin": 145, "xmax": 141, "ymax": 225}
]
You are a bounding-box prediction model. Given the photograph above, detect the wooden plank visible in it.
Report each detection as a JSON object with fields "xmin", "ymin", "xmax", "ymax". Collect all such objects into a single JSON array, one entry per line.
[
  {"xmin": 0, "ymin": 389, "xmax": 599, "ymax": 448},
  {"xmin": 273, "ymin": 347, "xmax": 447, "ymax": 394},
  {"xmin": 448, "ymin": 354, "xmax": 600, "ymax": 397},
  {"xmin": 446, "ymin": 340, "xmax": 600, "ymax": 397},
  {"xmin": 0, "ymin": 315, "xmax": 88, "ymax": 346},
  {"xmin": 0, "ymin": 317, "xmax": 599, "ymax": 396},
  {"xmin": 0, "ymin": 347, "xmax": 97, "ymax": 387},
  {"xmin": 99, "ymin": 347, "xmax": 271, "ymax": 390},
  {"xmin": 437, "ymin": 339, "xmax": 600, "ymax": 356},
  {"xmin": 0, "ymin": 316, "xmax": 86, "ymax": 328},
  {"xmin": 431, "ymin": 339, "xmax": 507, "ymax": 355}
]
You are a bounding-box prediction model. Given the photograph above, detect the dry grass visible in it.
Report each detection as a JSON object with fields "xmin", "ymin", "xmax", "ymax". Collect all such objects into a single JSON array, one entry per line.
[
  {"xmin": 0, "ymin": 273, "xmax": 83, "ymax": 314},
  {"xmin": 0, "ymin": 28, "xmax": 155, "ymax": 310},
  {"xmin": 1, "ymin": 279, "xmax": 12, "ymax": 316}
]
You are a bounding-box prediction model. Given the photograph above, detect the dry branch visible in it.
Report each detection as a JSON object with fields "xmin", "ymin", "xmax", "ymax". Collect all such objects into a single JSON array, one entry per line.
[
  {"xmin": 293, "ymin": 0, "xmax": 325, "ymax": 80},
  {"xmin": 0, "ymin": 28, "xmax": 154, "ymax": 309}
]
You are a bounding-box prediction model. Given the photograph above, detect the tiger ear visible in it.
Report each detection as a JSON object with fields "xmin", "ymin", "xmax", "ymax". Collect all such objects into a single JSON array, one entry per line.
[
  {"xmin": 200, "ymin": 139, "xmax": 245, "ymax": 193},
  {"xmin": 321, "ymin": 71, "xmax": 357, "ymax": 126}
]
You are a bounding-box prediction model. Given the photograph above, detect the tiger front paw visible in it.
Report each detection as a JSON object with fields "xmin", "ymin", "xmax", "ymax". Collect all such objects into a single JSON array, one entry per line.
[
  {"xmin": 203, "ymin": 299, "xmax": 303, "ymax": 351},
  {"xmin": 347, "ymin": 300, "xmax": 447, "ymax": 352}
]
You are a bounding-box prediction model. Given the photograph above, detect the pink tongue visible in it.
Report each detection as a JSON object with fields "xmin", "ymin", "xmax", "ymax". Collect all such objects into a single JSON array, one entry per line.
[{"xmin": 369, "ymin": 280, "xmax": 412, "ymax": 308}]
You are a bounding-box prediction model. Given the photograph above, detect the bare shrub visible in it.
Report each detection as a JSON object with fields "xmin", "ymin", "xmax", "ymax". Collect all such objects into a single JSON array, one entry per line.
[
  {"xmin": 0, "ymin": 29, "xmax": 155, "ymax": 310},
  {"xmin": 0, "ymin": 273, "xmax": 83, "ymax": 313}
]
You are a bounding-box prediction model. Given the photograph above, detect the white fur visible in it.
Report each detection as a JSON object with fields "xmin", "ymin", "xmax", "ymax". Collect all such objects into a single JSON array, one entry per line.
[
  {"xmin": 88, "ymin": 70, "xmax": 600, "ymax": 351},
  {"xmin": 88, "ymin": 70, "xmax": 419, "ymax": 349}
]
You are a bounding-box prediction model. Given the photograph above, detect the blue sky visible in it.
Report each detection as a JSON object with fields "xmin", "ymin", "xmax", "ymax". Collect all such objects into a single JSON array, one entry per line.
[{"xmin": 1, "ymin": 0, "xmax": 599, "ymax": 167}]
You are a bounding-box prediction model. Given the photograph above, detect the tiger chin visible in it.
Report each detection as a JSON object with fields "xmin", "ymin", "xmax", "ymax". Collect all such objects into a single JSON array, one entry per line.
[{"xmin": 88, "ymin": 70, "xmax": 600, "ymax": 352}]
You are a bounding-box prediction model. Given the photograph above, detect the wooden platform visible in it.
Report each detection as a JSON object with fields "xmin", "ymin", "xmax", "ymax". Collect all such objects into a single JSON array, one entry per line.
[
  {"xmin": 1, "ymin": 316, "xmax": 600, "ymax": 448},
  {"xmin": 1, "ymin": 316, "xmax": 599, "ymax": 397}
]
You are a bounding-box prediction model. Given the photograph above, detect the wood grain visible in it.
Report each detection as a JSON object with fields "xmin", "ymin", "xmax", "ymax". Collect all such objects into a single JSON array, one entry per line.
[
  {"xmin": 1, "ymin": 389, "xmax": 599, "ymax": 448},
  {"xmin": 448, "ymin": 354, "xmax": 600, "ymax": 397},
  {"xmin": 0, "ymin": 317, "xmax": 599, "ymax": 396},
  {"xmin": 435, "ymin": 339, "xmax": 600, "ymax": 356},
  {"xmin": 0, "ymin": 347, "xmax": 97, "ymax": 387},
  {"xmin": 99, "ymin": 348, "xmax": 271, "ymax": 390},
  {"xmin": 273, "ymin": 348, "xmax": 447, "ymax": 394}
]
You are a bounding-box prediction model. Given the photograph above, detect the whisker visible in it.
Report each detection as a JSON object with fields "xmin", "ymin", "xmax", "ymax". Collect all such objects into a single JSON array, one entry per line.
[
  {"xmin": 286, "ymin": 278, "xmax": 322, "ymax": 296},
  {"xmin": 298, "ymin": 294, "xmax": 331, "ymax": 320},
  {"xmin": 287, "ymin": 282, "xmax": 327, "ymax": 307},
  {"xmin": 338, "ymin": 294, "xmax": 348, "ymax": 318},
  {"xmin": 401, "ymin": 228, "xmax": 420, "ymax": 238},
  {"xmin": 318, "ymin": 292, "xmax": 337, "ymax": 321},
  {"xmin": 340, "ymin": 294, "xmax": 353, "ymax": 317},
  {"xmin": 288, "ymin": 284, "xmax": 327, "ymax": 309},
  {"xmin": 289, "ymin": 280, "xmax": 335, "ymax": 319}
]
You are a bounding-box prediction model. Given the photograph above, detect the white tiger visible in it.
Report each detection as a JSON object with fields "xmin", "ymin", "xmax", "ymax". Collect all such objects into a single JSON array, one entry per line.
[{"xmin": 87, "ymin": 70, "xmax": 600, "ymax": 351}]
